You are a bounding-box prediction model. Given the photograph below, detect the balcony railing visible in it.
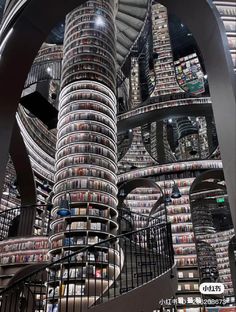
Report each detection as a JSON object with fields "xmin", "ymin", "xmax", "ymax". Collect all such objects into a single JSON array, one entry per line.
[
  {"xmin": 0, "ymin": 204, "xmax": 52, "ymax": 240},
  {"xmin": 0, "ymin": 222, "xmax": 174, "ymax": 312}
]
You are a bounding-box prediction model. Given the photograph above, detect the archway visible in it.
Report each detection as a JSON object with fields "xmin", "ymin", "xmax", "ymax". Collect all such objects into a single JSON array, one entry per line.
[{"xmin": 118, "ymin": 178, "xmax": 166, "ymax": 230}]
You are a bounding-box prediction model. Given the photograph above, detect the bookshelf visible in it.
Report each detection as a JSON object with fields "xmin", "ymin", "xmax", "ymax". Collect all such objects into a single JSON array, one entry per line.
[
  {"xmin": 117, "ymin": 97, "xmax": 212, "ymax": 123},
  {"xmin": 118, "ymin": 160, "xmax": 223, "ymax": 183},
  {"xmin": 49, "ymin": 1, "xmax": 118, "ymax": 305},
  {"xmin": 191, "ymin": 179, "xmax": 235, "ymax": 299},
  {"xmin": 130, "ymin": 57, "xmax": 142, "ymax": 109},
  {"xmin": 213, "ymin": 1, "xmax": 236, "ymax": 72},
  {"xmin": 174, "ymin": 53, "xmax": 205, "ymax": 95},
  {"xmin": 0, "ymin": 158, "xmax": 21, "ymax": 214},
  {"xmin": 198, "ymin": 229, "xmax": 235, "ymax": 297},
  {"xmin": 151, "ymin": 3, "xmax": 183, "ymax": 98},
  {"xmin": 121, "ymin": 186, "xmax": 162, "ymax": 229},
  {"xmin": 118, "ymin": 127, "xmax": 157, "ymax": 174},
  {"xmin": 0, "ymin": 237, "xmax": 49, "ymax": 289}
]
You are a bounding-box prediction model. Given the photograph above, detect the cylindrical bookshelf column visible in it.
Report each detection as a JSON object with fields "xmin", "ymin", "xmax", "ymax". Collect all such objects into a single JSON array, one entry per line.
[{"xmin": 49, "ymin": 0, "xmax": 118, "ymax": 308}]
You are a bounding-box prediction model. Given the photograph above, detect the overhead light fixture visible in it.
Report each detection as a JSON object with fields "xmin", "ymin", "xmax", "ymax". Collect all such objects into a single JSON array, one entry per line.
[
  {"xmin": 57, "ymin": 199, "xmax": 71, "ymax": 217},
  {"xmin": 204, "ymin": 74, "xmax": 208, "ymax": 79},
  {"xmin": 3, "ymin": 187, "xmax": 10, "ymax": 196},
  {"xmin": 168, "ymin": 118, "xmax": 173, "ymax": 123},
  {"xmin": 95, "ymin": 15, "xmax": 105, "ymax": 27},
  {"xmin": 47, "ymin": 67, "xmax": 52, "ymax": 73},
  {"xmin": 171, "ymin": 182, "xmax": 182, "ymax": 199}
]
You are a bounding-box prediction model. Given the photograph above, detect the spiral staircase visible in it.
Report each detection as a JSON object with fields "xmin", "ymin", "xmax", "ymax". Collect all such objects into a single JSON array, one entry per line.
[{"xmin": 0, "ymin": 205, "xmax": 177, "ymax": 312}]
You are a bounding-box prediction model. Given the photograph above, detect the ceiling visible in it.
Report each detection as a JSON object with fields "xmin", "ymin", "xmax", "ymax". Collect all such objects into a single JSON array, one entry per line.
[
  {"xmin": 168, "ymin": 13, "xmax": 200, "ymax": 61},
  {"xmin": 46, "ymin": 0, "xmax": 150, "ymax": 68},
  {"xmin": 0, "ymin": 0, "xmax": 203, "ymax": 68}
]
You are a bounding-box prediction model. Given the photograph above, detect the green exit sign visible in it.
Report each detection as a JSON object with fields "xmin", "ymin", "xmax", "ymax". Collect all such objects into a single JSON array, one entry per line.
[{"xmin": 216, "ymin": 198, "xmax": 225, "ymax": 203}]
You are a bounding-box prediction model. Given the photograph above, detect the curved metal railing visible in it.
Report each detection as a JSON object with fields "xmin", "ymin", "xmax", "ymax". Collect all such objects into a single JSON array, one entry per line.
[
  {"xmin": 0, "ymin": 204, "xmax": 52, "ymax": 240},
  {"xmin": 0, "ymin": 222, "xmax": 174, "ymax": 312}
]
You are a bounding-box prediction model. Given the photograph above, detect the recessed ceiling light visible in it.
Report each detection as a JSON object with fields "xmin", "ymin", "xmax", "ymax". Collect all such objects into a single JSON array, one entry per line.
[{"xmin": 95, "ymin": 15, "xmax": 105, "ymax": 27}]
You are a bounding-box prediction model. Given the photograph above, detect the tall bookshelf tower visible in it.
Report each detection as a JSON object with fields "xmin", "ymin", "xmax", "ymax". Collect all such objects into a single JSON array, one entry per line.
[
  {"xmin": 49, "ymin": 0, "xmax": 118, "ymax": 308},
  {"xmin": 151, "ymin": 3, "xmax": 183, "ymax": 98}
]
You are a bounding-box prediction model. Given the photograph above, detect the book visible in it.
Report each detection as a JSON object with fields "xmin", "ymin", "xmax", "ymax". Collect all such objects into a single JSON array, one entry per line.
[
  {"xmin": 64, "ymin": 284, "xmax": 75, "ymax": 296},
  {"xmin": 75, "ymin": 285, "xmax": 85, "ymax": 295},
  {"xmin": 46, "ymin": 304, "xmax": 58, "ymax": 312}
]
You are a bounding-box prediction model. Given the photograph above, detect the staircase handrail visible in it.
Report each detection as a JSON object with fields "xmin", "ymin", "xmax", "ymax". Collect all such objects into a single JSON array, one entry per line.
[{"xmin": 0, "ymin": 222, "xmax": 174, "ymax": 312}]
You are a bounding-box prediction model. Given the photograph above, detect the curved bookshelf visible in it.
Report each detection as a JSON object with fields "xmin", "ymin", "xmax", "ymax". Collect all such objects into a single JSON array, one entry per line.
[{"xmin": 50, "ymin": 1, "xmax": 118, "ymax": 307}]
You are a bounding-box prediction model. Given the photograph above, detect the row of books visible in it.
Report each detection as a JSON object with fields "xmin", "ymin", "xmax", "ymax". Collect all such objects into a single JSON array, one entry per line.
[
  {"xmin": 118, "ymin": 97, "xmax": 211, "ymax": 122},
  {"xmin": 59, "ymin": 104, "xmax": 115, "ymax": 129},
  {"xmin": 59, "ymin": 89, "xmax": 115, "ymax": 114},
  {"xmin": 171, "ymin": 224, "xmax": 193, "ymax": 233},
  {"xmin": 0, "ymin": 239, "xmax": 48, "ymax": 253},
  {"xmin": 174, "ymin": 247, "xmax": 196, "ymax": 255},
  {"xmin": 118, "ymin": 160, "xmax": 222, "ymax": 182},
  {"xmin": 1, "ymin": 253, "xmax": 49, "ymax": 264},
  {"xmin": 175, "ymin": 257, "xmax": 197, "ymax": 267},
  {"xmin": 178, "ymin": 271, "xmax": 198, "ymax": 279},
  {"xmin": 52, "ymin": 235, "xmax": 105, "ymax": 249},
  {"xmin": 77, "ymin": 207, "xmax": 110, "ymax": 218},
  {"xmin": 59, "ymin": 122, "xmax": 115, "ymax": 142},
  {"xmin": 167, "ymin": 206, "xmax": 191, "ymax": 214},
  {"xmin": 54, "ymin": 192, "xmax": 117, "ymax": 208},
  {"xmin": 172, "ymin": 234, "xmax": 195, "ymax": 244},
  {"xmin": 178, "ymin": 283, "xmax": 199, "ymax": 291},
  {"xmin": 48, "ymin": 284, "xmax": 85, "ymax": 298},
  {"xmin": 55, "ymin": 178, "xmax": 116, "ymax": 195},
  {"xmin": 66, "ymin": 221, "xmax": 108, "ymax": 232},
  {"xmin": 168, "ymin": 215, "xmax": 192, "ymax": 223},
  {"xmin": 57, "ymin": 143, "xmax": 116, "ymax": 163},
  {"xmin": 56, "ymin": 156, "xmax": 115, "ymax": 174},
  {"xmin": 62, "ymin": 266, "xmax": 108, "ymax": 279}
]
